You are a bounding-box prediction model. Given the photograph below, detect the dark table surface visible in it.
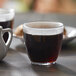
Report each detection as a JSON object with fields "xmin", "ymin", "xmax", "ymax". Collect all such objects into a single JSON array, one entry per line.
[{"xmin": 0, "ymin": 12, "xmax": 76, "ymax": 76}]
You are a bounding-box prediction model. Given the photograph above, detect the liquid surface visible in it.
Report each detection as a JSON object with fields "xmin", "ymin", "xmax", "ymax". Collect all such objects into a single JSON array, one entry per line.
[
  {"xmin": 24, "ymin": 33, "xmax": 63, "ymax": 63},
  {"xmin": 27, "ymin": 24, "xmax": 58, "ymax": 28}
]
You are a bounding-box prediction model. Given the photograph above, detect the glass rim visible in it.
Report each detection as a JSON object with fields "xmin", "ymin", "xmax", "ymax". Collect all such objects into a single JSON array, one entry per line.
[
  {"xmin": 23, "ymin": 22, "xmax": 64, "ymax": 31},
  {"xmin": 0, "ymin": 8, "xmax": 15, "ymax": 15}
]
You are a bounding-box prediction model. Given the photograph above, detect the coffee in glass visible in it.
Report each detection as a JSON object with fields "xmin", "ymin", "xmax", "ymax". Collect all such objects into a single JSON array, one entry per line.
[
  {"xmin": 23, "ymin": 22, "xmax": 64, "ymax": 65},
  {"xmin": 0, "ymin": 9, "xmax": 15, "ymax": 42}
]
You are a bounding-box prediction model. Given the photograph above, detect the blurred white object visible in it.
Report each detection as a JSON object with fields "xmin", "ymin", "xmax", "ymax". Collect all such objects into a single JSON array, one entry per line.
[
  {"xmin": 68, "ymin": 30, "xmax": 76, "ymax": 38},
  {"xmin": 4, "ymin": 0, "xmax": 30, "ymax": 13}
]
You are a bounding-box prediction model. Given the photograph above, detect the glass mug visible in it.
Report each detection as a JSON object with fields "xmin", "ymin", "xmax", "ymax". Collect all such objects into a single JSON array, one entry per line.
[
  {"xmin": 23, "ymin": 22, "xmax": 64, "ymax": 65},
  {"xmin": 0, "ymin": 8, "xmax": 15, "ymax": 42}
]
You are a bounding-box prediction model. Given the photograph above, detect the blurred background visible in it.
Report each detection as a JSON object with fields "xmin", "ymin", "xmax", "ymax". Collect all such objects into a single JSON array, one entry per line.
[
  {"xmin": 0, "ymin": 0, "xmax": 76, "ymax": 29},
  {"xmin": 1, "ymin": 0, "xmax": 76, "ymax": 14}
]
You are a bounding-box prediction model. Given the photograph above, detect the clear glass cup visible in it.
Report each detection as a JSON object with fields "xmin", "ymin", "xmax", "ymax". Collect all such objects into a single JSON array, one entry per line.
[
  {"xmin": 23, "ymin": 22, "xmax": 64, "ymax": 66},
  {"xmin": 0, "ymin": 8, "xmax": 15, "ymax": 42},
  {"xmin": 0, "ymin": 8, "xmax": 15, "ymax": 28}
]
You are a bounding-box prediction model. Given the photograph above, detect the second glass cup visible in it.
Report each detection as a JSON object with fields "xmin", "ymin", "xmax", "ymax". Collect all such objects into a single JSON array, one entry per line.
[
  {"xmin": 0, "ymin": 8, "xmax": 15, "ymax": 42},
  {"xmin": 23, "ymin": 22, "xmax": 64, "ymax": 65}
]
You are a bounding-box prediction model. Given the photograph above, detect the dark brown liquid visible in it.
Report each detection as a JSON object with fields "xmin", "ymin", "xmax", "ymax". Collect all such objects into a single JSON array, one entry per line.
[
  {"xmin": 0, "ymin": 19, "xmax": 14, "ymax": 42},
  {"xmin": 24, "ymin": 33, "xmax": 63, "ymax": 63}
]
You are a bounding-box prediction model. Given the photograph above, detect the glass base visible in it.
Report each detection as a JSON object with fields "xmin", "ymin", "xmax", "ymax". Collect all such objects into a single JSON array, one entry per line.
[{"xmin": 31, "ymin": 62, "xmax": 56, "ymax": 66}]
